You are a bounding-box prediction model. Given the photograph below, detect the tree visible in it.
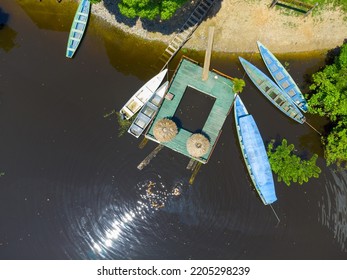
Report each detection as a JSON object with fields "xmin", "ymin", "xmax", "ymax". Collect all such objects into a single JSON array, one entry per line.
[
  {"xmin": 118, "ymin": 0, "xmax": 188, "ymax": 21},
  {"xmin": 90, "ymin": 0, "xmax": 102, "ymax": 4},
  {"xmin": 307, "ymin": 43, "xmax": 347, "ymax": 167},
  {"xmin": 323, "ymin": 121, "xmax": 347, "ymax": 167},
  {"xmin": 267, "ymin": 139, "xmax": 321, "ymax": 186}
]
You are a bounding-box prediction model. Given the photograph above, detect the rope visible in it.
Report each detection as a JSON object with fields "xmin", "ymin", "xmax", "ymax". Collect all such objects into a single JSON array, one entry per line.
[
  {"xmin": 304, "ymin": 121, "xmax": 322, "ymax": 136},
  {"xmin": 269, "ymin": 204, "xmax": 281, "ymax": 225}
]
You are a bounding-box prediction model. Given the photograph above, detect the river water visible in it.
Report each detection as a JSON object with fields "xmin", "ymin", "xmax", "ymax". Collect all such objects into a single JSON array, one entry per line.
[{"xmin": 0, "ymin": 0, "xmax": 346, "ymax": 259}]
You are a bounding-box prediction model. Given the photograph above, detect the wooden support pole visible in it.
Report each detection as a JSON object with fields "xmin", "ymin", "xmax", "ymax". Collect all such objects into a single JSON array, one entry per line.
[
  {"xmin": 186, "ymin": 159, "xmax": 198, "ymax": 171},
  {"xmin": 270, "ymin": 0, "xmax": 279, "ymax": 8},
  {"xmin": 189, "ymin": 162, "xmax": 202, "ymax": 185},
  {"xmin": 137, "ymin": 144, "xmax": 164, "ymax": 170},
  {"xmin": 305, "ymin": 3, "xmax": 318, "ymax": 16},
  {"xmin": 202, "ymin": 26, "xmax": 214, "ymax": 81},
  {"xmin": 138, "ymin": 137, "xmax": 149, "ymax": 149}
]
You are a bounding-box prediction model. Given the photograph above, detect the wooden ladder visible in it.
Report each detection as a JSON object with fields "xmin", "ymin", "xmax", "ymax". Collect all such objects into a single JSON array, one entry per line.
[
  {"xmin": 270, "ymin": 0, "xmax": 318, "ymax": 16},
  {"xmin": 156, "ymin": 0, "xmax": 216, "ymax": 71}
]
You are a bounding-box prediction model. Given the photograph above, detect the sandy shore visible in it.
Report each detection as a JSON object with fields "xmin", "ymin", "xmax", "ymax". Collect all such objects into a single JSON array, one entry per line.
[{"xmin": 91, "ymin": 0, "xmax": 347, "ymax": 53}]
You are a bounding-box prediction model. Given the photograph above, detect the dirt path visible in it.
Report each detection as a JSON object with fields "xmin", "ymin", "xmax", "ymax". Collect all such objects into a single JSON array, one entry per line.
[{"xmin": 92, "ymin": 0, "xmax": 347, "ymax": 53}]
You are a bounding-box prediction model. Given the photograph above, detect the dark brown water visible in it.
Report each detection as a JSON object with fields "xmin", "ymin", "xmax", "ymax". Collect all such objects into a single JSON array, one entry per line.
[{"xmin": 0, "ymin": 0, "xmax": 346, "ymax": 259}]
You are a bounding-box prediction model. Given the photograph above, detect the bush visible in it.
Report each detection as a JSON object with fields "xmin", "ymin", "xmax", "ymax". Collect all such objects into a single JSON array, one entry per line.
[
  {"xmin": 267, "ymin": 139, "xmax": 321, "ymax": 186},
  {"xmin": 307, "ymin": 43, "xmax": 347, "ymax": 167},
  {"xmin": 118, "ymin": 0, "xmax": 188, "ymax": 20}
]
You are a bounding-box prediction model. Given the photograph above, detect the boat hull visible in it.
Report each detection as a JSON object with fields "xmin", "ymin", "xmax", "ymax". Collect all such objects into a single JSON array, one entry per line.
[
  {"xmin": 66, "ymin": 0, "xmax": 90, "ymax": 58},
  {"xmin": 120, "ymin": 69, "xmax": 168, "ymax": 120},
  {"xmin": 239, "ymin": 57, "xmax": 305, "ymax": 124},
  {"xmin": 234, "ymin": 96, "xmax": 277, "ymax": 205},
  {"xmin": 128, "ymin": 81, "xmax": 169, "ymax": 138},
  {"xmin": 257, "ymin": 41, "xmax": 308, "ymax": 112}
]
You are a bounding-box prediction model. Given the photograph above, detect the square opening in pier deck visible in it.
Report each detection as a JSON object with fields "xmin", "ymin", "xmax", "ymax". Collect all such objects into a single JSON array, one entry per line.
[{"xmin": 173, "ymin": 86, "xmax": 216, "ymax": 133}]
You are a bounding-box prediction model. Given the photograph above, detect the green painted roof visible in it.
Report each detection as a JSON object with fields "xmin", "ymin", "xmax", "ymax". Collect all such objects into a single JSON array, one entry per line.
[{"xmin": 146, "ymin": 57, "xmax": 235, "ymax": 163}]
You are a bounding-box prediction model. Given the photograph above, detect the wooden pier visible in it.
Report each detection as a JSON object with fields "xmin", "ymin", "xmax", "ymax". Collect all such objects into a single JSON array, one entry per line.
[
  {"xmin": 156, "ymin": 0, "xmax": 216, "ymax": 71},
  {"xmin": 270, "ymin": 0, "xmax": 318, "ymax": 16},
  {"xmin": 146, "ymin": 57, "xmax": 236, "ymax": 164}
]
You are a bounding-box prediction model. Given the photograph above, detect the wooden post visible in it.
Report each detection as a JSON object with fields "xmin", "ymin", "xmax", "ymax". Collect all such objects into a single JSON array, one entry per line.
[
  {"xmin": 305, "ymin": 3, "xmax": 318, "ymax": 17},
  {"xmin": 189, "ymin": 162, "xmax": 202, "ymax": 185},
  {"xmin": 270, "ymin": 0, "xmax": 279, "ymax": 8},
  {"xmin": 137, "ymin": 145, "xmax": 164, "ymax": 170},
  {"xmin": 138, "ymin": 137, "xmax": 149, "ymax": 149},
  {"xmin": 202, "ymin": 26, "xmax": 215, "ymax": 81},
  {"xmin": 186, "ymin": 159, "xmax": 198, "ymax": 170}
]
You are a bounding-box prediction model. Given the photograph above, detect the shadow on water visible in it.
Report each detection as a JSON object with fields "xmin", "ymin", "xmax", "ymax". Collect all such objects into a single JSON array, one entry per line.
[
  {"xmin": 103, "ymin": 0, "xmax": 222, "ymax": 35},
  {"xmin": 325, "ymin": 38, "xmax": 347, "ymax": 65},
  {"xmin": 0, "ymin": 7, "xmax": 17, "ymax": 52},
  {"xmin": 16, "ymin": 0, "xmax": 76, "ymax": 31}
]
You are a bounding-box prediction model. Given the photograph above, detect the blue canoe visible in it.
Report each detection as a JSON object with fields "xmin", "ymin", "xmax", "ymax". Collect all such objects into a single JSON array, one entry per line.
[
  {"xmin": 257, "ymin": 41, "xmax": 308, "ymax": 112},
  {"xmin": 66, "ymin": 0, "xmax": 90, "ymax": 58},
  {"xmin": 239, "ymin": 57, "xmax": 306, "ymax": 124},
  {"xmin": 234, "ymin": 95, "xmax": 277, "ymax": 205}
]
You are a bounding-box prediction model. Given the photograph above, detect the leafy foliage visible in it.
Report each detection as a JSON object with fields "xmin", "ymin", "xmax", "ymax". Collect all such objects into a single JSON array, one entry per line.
[
  {"xmin": 232, "ymin": 78, "xmax": 246, "ymax": 94},
  {"xmin": 116, "ymin": 112, "xmax": 135, "ymax": 137},
  {"xmin": 90, "ymin": 0, "xmax": 102, "ymax": 4},
  {"xmin": 118, "ymin": 0, "xmax": 188, "ymax": 20},
  {"xmin": 323, "ymin": 121, "xmax": 347, "ymax": 166},
  {"xmin": 267, "ymin": 139, "xmax": 321, "ymax": 186},
  {"xmin": 307, "ymin": 43, "xmax": 347, "ymax": 167}
]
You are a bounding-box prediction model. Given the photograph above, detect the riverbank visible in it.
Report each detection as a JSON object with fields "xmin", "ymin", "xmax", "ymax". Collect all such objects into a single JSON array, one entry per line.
[{"xmin": 91, "ymin": 0, "xmax": 347, "ymax": 53}]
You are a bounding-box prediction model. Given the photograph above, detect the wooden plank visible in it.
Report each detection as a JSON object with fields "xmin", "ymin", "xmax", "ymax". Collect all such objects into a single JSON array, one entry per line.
[
  {"xmin": 186, "ymin": 159, "xmax": 198, "ymax": 170},
  {"xmin": 138, "ymin": 137, "xmax": 149, "ymax": 149},
  {"xmin": 189, "ymin": 162, "xmax": 202, "ymax": 184},
  {"xmin": 202, "ymin": 26, "xmax": 215, "ymax": 81},
  {"xmin": 137, "ymin": 145, "xmax": 164, "ymax": 170}
]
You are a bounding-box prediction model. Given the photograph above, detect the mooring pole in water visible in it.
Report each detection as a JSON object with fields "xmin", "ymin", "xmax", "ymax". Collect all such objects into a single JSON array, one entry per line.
[
  {"xmin": 137, "ymin": 144, "xmax": 164, "ymax": 170},
  {"xmin": 138, "ymin": 137, "xmax": 149, "ymax": 149},
  {"xmin": 186, "ymin": 159, "xmax": 198, "ymax": 170},
  {"xmin": 304, "ymin": 121, "xmax": 322, "ymax": 136},
  {"xmin": 189, "ymin": 161, "xmax": 202, "ymax": 185},
  {"xmin": 269, "ymin": 204, "xmax": 281, "ymax": 225}
]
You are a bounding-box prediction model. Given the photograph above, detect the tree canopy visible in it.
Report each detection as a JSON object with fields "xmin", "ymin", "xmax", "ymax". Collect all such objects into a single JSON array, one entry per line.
[
  {"xmin": 307, "ymin": 43, "xmax": 347, "ymax": 167},
  {"xmin": 118, "ymin": 0, "xmax": 188, "ymax": 21},
  {"xmin": 267, "ymin": 139, "xmax": 321, "ymax": 186}
]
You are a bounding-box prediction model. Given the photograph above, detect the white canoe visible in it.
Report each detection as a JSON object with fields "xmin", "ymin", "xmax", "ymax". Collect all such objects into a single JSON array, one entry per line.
[
  {"xmin": 120, "ymin": 69, "xmax": 168, "ymax": 120},
  {"xmin": 128, "ymin": 81, "xmax": 169, "ymax": 138}
]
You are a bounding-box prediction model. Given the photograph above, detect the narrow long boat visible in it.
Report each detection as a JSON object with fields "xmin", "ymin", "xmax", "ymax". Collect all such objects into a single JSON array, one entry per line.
[
  {"xmin": 120, "ymin": 69, "xmax": 168, "ymax": 120},
  {"xmin": 239, "ymin": 57, "xmax": 305, "ymax": 124},
  {"xmin": 234, "ymin": 95, "xmax": 277, "ymax": 205},
  {"xmin": 128, "ymin": 81, "xmax": 169, "ymax": 138},
  {"xmin": 66, "ymin": 0, "xmax": 90, "ymax": 58},
  {"xmin": 257, "ymin": 41, "xmax": 308, "ymax": 112}
]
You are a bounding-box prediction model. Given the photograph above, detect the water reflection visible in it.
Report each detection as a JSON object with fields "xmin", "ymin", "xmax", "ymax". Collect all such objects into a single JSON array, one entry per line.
[
  {"xmin": 0, "ymin": 8, "xmax": 17, "ymax": 52},
  {"xmin": 16, "ymin": 0, "xmax": 75, "ymax": 31},
  {"xmin": 89, "ymin": 179, "xmax": 183, "ymax": 258},
  {"xmin": 319, "ymin": 169, "xmax": 347, "ymax": 252}
]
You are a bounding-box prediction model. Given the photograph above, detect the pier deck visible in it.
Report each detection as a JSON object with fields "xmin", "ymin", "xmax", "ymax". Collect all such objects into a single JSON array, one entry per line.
[{"xmin": 145, "ymin": 57, "xmax": 235, "ymax": 164}]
